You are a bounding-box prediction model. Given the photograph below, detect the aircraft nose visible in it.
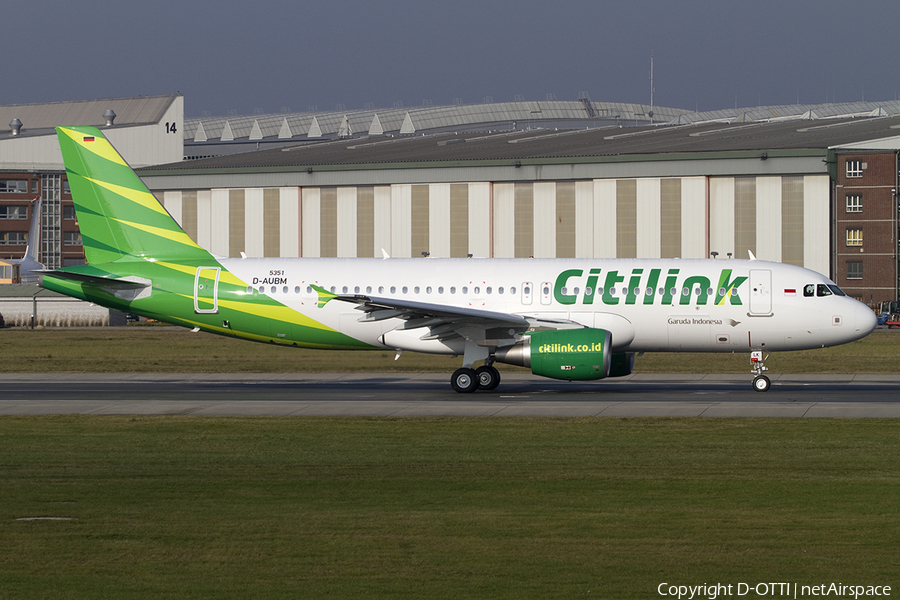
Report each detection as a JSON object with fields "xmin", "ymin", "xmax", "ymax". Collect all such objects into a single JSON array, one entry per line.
[{"xmin": 854, "ymin": 302, "xmax": 878, "ymax": 336}]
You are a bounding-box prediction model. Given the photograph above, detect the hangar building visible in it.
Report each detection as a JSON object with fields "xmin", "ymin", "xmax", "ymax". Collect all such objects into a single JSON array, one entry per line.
[
  {"xmin": 140, "ymin": 101, "xmax": 900, "ymax": 304},
  {"xmin": 0, "ymin": 94, "xmax": 183, "ymax": 269},
  {"xmin": 2, "ymin": 95, "xmax": 899, "ymax": 306}
]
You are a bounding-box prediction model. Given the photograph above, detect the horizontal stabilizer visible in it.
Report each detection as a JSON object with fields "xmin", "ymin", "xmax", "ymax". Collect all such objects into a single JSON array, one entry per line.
[
  {"xmin": 39, "ymin": 269, "xmax": 152, "ymax": 301},
  {"xmin": 38, "ymin": 269, "xmax": 149, "ymax": 287}
]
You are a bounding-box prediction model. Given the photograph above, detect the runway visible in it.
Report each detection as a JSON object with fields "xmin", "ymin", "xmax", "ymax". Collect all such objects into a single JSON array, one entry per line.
[{"xmin": 2, "ymin": 373, "xmax": 900, "ymax": 417}]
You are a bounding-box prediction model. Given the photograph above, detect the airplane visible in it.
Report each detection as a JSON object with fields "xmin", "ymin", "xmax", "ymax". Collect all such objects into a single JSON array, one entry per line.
[
  {"xmin": 3, "ymin": 196, "xmax": 44, "ymax": 284},
  {"xmin": 39, "ymin": 126, "xmax": 877, "ymax": 393}
]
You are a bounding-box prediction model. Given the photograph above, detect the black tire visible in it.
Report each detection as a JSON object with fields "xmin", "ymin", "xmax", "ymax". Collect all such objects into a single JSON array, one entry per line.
[
  {"xmin": 752, "ymin": 375, "xmax": 771, "ymax": 392},
  {"xmin": 451, "ymin": 368, "xmax": 479, "ymax": 393},
  {"xmin": 475, "ymin": 365, "xmax": 501, "ymax": 390}
]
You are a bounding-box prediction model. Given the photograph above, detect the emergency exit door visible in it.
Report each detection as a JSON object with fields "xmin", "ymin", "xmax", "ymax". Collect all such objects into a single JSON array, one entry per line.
[{"xmin": 194, "ymin": 266, "xmax": 220, "ymax": 314}]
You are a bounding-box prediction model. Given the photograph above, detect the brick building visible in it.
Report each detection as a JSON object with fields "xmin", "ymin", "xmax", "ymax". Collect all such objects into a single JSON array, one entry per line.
[
  {"xmin": 832, "ymin": 151, "xmax": 899, "ymax": 303},
  {"xmin": 0, "ymin": 173, "xmax": 83, "ymax": 268}
]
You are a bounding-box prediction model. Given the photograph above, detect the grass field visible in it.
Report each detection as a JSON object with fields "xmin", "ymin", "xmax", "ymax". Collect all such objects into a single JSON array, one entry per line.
[
  {"xmin": 1, "ymin": 328, "xmax": 896, "ymax": 598},
  {"xmin": 0, "ymin": 326, "xmax": 896, "ymax": 374},
  {"xmin": 0, "ymin": 417, "xmax": 898, "ymax": 599}
]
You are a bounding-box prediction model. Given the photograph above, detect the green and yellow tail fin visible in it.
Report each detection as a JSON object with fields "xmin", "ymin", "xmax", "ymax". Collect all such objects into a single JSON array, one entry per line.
[{"xmin": 56, "ymin": 126, "xmax": 212, "ymax": 264}]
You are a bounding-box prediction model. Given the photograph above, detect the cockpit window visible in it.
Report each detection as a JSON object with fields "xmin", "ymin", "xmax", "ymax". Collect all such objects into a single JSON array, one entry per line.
[
  {"xmin": 828, "ymin": 284, "xmax": 846, "ymax": 297},
  {"xmin": 803, "ymin": 284, "xmax": 815, "ymax": 297},
  {"xmin": 817, "ymin": 284, "xmax": 832, "ymax": 297}
]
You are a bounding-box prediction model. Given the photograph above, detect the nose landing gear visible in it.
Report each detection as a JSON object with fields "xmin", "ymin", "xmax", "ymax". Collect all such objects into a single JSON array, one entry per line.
[{"xmin": 751, "ymin": 350, "xmax": 771, "ymax": 392}]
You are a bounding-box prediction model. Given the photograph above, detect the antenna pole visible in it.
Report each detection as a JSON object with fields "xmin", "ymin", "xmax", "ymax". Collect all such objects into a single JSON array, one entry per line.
[{"xmin": 649, "ymin": 54, "xmax": 654, "ymax": 123}]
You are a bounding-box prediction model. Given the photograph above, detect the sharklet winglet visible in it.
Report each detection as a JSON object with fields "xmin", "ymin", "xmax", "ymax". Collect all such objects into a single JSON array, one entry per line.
[{"xmin": 310, "ymin": 284, "xmax": 338, "ymax": 308}]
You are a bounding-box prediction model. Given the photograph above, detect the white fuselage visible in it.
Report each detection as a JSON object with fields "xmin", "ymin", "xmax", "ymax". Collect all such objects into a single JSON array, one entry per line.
[{"xmin": 221, "ymin": 257, "xmax": 877, "ymax": 355}]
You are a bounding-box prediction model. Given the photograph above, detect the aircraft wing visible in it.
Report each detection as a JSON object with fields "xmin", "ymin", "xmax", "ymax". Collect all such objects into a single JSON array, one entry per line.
[{"xmin": 313, "ymin": 285, "xmax": 582, "ymax": 346}]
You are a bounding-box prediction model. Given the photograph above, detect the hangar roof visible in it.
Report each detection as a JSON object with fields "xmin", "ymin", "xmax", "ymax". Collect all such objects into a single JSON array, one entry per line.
[
  {"xmin": 182, "ymin": 99, "xmax": 900, "ymax": 144},
  {"xmin": 142, "ymin": 111, "xmax": 900, "ymax": 175},
  {"xmin": 183, "ymin": 100, "xmax": 689, "ymax": 142},
  {"xmin": 0, "ymin": 94, "xmax": 181, "ymax": 140}
]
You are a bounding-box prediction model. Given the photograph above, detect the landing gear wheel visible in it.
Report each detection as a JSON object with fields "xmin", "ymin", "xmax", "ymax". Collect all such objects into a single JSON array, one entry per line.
[
  {"xmin": 451, "ymin": 368, "xmax": 479, "ymax": 393},
  {"xmin": 752, "ymin": 375, "xmax": 771, "ymax": 392},
  {"xmin": 475, "ymin": 365, "xmax": 501, "ymax": 391}
]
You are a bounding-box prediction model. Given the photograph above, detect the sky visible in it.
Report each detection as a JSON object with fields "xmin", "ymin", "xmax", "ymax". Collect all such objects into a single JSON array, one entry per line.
[{"xmin": 3, "ymin": 0, "xmax": 899, "ymax": 118}]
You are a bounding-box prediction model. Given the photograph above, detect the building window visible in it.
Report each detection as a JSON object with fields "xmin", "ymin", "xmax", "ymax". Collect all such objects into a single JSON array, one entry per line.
[
  {"xmin": 0, "ymin": 232, "xmax": 27, "ymax": 245},
  {"xmin": 846, "ymin": 194, "xmax": 862, "ymax": 213},
  {"xmin": 846, "ymin": 229, "xmax": 863, "ymax": 246},
  {"xmin": 0, "ymin": 205, "xmax": 28, "ymax": 219},
  {"xmin": 63, "ymin": 231, "xmax": 83, "ymax": 246},
  {"xmin": 846, "ymin": 160, "xmax": 864, "ymax": 178},
  {"xmin": 63, "ymin": 205, "xmax": 77, "ymax": 220},
  {"xmin": 0, "ymin": 179, "xmax": 28, "ymax": 194},
  {"xmin": 846, "ymin": 261, "xmax": 863, "ymax": 280}
]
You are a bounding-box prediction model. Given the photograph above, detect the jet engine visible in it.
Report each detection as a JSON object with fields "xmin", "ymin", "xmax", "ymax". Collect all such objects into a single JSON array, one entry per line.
[
  {"xmin": 608, "ymin": 351, "xmax": 635, "ymax": 377},
  {"xmin": 494, "ymin": 328, "xmax": 615, "ymax": 381}
]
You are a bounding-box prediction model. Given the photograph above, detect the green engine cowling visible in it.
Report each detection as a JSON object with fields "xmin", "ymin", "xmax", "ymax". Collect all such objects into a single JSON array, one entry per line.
[{"xmin": 494, "ymin": 328, "xmax": 613, "ymax": 381}]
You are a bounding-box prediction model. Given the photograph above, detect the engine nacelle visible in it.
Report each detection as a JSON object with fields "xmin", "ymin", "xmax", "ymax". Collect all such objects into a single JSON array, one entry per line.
[{"xmin": 495, "ymin": 328, "xmax": 612, "ymax": 381}]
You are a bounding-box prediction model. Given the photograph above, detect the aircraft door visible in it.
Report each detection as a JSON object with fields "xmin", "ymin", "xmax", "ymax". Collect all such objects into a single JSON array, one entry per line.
[
  {"xmin": 194, "ymin": 266, "xmax": 221, "ymax": 314},
  {"xmin": 748, "ymin": 269, "xmax": 772, "ymax": 315}
]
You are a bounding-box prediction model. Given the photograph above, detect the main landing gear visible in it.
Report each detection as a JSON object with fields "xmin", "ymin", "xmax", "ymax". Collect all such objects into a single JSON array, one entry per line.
[
  {"xmin": 750, "ymin": 350, "xmax": 771, "ymax": 392},
  {"xmin": 450, "ymin": 342, "xmax": 501, "ymax": 393},
  {"xmin": 451, "ymin": 363, "xmax": 501, "ymax": 393}
]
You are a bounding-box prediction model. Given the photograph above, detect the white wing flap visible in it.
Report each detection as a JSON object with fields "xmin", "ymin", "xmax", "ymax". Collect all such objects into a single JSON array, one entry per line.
[
  {"xmin": 328, "ymin": 294, "xmax": 585, "ymax": 346},
  {"xmin": 330, "ymin": 294, "xmax": 530, "ymax": 345}
]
